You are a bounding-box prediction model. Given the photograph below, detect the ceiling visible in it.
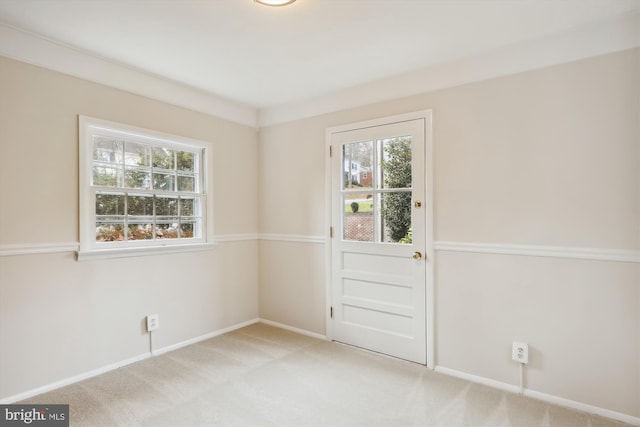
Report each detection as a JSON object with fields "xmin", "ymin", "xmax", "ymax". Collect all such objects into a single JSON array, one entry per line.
[{"xmin": 0, "ymin": 0, "xmax": 639, "ymax": 116}]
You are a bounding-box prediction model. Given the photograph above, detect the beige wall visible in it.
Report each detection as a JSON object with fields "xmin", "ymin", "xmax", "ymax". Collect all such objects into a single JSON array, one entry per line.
[
  {"xmin": 1, "ymin": 45, "xmax": 638, "ymax": 419},
  {"xmin": 258, "ymin": 48, "xmax": 640, "ymax": 417},
  {"xmin": 258, "ymin": 240, "xmax": 325, "ymax": 332},
  {"xmin": 0, "ymin": 56, "xmax": 259, "ymax": 399}
]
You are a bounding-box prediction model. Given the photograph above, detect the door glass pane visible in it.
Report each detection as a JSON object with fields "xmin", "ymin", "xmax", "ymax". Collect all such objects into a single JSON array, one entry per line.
[
  {"xmin": 380, "ymin": 191, "xmax": 412, "ymax": 244},
  {"xmin": 380, "ymin": 136, "xmax": 412, "ymax": 189},
  {"xmin": 340, "ymin": 135, "xmax": 414, "ymax": 244},
  {"xmin": 342, "ymin": 141, "xmax": 373, "ymax": 190},
  {"xmin": 343, "ymin": 193, "xmax": 374, "ymax": 242}
]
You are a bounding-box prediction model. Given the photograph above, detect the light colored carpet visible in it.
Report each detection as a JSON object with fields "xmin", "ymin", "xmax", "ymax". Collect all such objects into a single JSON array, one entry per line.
[{"xmin": 22, "ymin": 323, "xmax": 629, "ymax": 426}]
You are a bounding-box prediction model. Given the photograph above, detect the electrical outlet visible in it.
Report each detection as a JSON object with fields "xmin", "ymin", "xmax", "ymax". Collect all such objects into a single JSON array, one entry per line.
[
  {"xmin": 512, "ymin": 341, "xmax": 528, "ymax": 364},
  {"xmin": 146, "ymin": 314, "xmax": 160, "ymax": 332}
]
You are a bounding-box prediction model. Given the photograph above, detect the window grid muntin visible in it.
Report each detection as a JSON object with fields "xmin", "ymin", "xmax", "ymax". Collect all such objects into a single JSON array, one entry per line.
[
  {"xmin": 341, "ymin": 136, "xmax": 413, "ymax": 244},
  {"xmin": 90, "ymin": 132, "xmax": 204, "ymax": 245},
  {"xmin": 94, "ymin": 190, "xmax": 202, "ymax": 243},
  {"xmin": 91, "ymin": 135, "xmax": 200, "ymax": 192}
]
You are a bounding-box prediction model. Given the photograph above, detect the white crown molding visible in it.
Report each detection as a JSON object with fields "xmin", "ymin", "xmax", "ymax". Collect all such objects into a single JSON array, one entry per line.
[
  {"xmin": 258, "ymin": 11, "xmax": 640, "ymax": 127},
  {"xmin": 434, "ymin": 241, "xmax": 640, "ymax": 263},
  {"xmin": 2, "ymin": 10, "xmax": 637, "ymax": 130},
  {"xmin": 0, "ymin": 23, "xmax": 257, "ymax": 128}
]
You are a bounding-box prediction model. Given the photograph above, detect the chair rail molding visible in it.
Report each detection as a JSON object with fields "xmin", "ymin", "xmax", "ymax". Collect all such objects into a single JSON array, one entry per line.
[
  {"xmin": 259, "ymin": 234, "xmax": 326, "ymax": 244},
  {"xmin": 0, "ymin": 242, "xmax": 80, "ymax": 257},
  {"xmin": 0, "ymin": 235, "xmax": 259, "ymax": 257},
  {"xmin": 433, "ymin": 241, "xmax": 640, "ymax": 263},
  {"xmin": 3, "ymin": 239, "xmax": 638, "ymax": 263}
]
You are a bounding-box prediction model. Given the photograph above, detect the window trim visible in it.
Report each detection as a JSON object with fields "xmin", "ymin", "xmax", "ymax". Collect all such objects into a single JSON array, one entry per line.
[{"xmin": 78, "ymin": 115, "xmax": 214, "ymax": 260}]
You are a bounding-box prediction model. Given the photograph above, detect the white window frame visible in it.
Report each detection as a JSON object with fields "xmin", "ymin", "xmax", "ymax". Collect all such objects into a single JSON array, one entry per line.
[{"xmin": 78, "ymin": 116, "xmax": 214, "ymax": 260}]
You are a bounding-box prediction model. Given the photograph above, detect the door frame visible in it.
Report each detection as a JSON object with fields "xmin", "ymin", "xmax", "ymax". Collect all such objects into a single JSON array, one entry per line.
[{"xmin": 324, "ymin": 110, "xmax": 434, "ymax": 368}]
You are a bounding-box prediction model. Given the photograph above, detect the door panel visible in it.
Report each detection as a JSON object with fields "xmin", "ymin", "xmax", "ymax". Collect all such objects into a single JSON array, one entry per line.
[
  {"xmin": 330, "ymin": 117, "xmax": 428, "ymax": 364},
  {"xmin": 343, "ymin": 279, "xmax": 413, "ymax": 306}
]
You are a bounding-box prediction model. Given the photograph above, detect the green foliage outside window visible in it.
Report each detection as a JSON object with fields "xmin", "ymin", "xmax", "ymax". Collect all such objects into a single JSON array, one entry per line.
[{"xmin": 381, "ymin": 137, "xmax": 412, "ymax": 242}]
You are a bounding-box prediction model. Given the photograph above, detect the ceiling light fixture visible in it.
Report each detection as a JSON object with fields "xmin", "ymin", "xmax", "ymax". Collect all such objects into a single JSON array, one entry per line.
[{"xmin": 254, "ymin": 0, "xmax": 296, "ymax": 6}]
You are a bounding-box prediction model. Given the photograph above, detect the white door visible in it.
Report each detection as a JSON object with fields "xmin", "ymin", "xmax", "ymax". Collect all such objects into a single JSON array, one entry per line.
[{"xmin": 329, "ymin": 113, "xmax": 431, "ymax": 364}]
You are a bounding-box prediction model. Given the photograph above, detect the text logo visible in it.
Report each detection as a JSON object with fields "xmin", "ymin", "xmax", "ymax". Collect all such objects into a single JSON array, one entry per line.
[{"xmin": 0, "ymin": 405, "xmax": 68, "ymax": 427}]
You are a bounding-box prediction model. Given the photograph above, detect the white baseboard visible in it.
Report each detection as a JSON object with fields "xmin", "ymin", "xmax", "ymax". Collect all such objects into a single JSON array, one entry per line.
[
  {"xmin": 0, "ymin": 318, "xmax": 260, "ymax": 404},
  {"xmin": 434, "ymin": 366, "xmax": 521, "ymax": 394},
  {"xmin": 259, "ymin": 318, "xmax": 328, "ymax": 341},
  {"xmin": 152, "ymin": 318, "xmax": 260, "ymax": 356},
  {"xmin": 6, "ymin": 322, "xmax": 635, "ymax": 426},
  {"xmin": 522, "ymin": 389, "xmax": 640, "ymax": 427},
  {"xmin": 0, "ymin": 352, "xmax": 151, "ymax": 404},
  {"xmin": 434, "ymin": 366, "xmax": 640, "ymax": 426}
]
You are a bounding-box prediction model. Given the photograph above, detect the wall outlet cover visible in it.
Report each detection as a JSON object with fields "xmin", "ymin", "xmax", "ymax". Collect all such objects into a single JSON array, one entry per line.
[
  {"xmin": 146, "ymin": 314, "xmax": 160, "ymax": 332},
  {"xmin": 512, "ymin": 341, "xmax": 529, "ymax": 364}
]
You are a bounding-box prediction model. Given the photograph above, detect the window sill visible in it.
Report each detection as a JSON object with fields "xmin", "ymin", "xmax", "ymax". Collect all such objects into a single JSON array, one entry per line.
[{"xmin": 76, "ymin": 242, "xmax": 216, "ymax": 261}]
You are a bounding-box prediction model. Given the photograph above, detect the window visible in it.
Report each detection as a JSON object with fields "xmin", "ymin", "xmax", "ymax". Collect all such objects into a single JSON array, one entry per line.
[
  {"xmin": 78, "ymin": 116, "xmax": 212, "ymax": 260},
  {"xmin": 342, "ymin": 136, "xmax": 413, "ymax": 243}
]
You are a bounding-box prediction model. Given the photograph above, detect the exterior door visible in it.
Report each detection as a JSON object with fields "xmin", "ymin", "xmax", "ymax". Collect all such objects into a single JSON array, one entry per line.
[{"xmin": 329, "ymin": 113, "xmax": 431, "ymax": 364}]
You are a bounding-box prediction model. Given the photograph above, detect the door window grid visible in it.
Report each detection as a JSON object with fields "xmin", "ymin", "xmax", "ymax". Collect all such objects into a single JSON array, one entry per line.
[{"xmin": 341, "ymin": 136, "xmax": 412, "ymax": 244}]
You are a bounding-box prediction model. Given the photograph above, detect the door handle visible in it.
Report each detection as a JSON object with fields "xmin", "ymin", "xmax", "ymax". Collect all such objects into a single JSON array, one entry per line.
[{"xmin": 412, "ymin": 251, "xmax": 423, "ymax": 260}]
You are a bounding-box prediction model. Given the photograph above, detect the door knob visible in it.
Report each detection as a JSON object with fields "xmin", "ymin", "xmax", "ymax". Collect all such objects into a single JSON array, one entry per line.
[
  {"xmin": 414, "ymin": 201, "xmax": 422, "ymax": 208},
  {"xmin": 412, "ymin": 251, "xmax": 422, "ymax": 260}
]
